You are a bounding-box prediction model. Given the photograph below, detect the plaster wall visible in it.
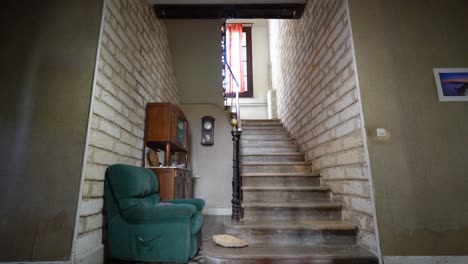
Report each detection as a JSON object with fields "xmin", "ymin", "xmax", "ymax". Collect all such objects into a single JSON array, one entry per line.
[
  {"xmin": 165, "ymin": 20, "xmax": 224, "ymax": 108},
  {"xmin": 167, "ymin": 19, "xmax": 270, "ymax": 119},
  {"xmin": 0, "ymin": 0, "xmax": 102, "ymax": 261},
  {"xmin": 166, "ymin": 20, "xmax": 265, "ymax": 213},
  {"xmin": 348, "ymin": 0, "xmax": 468, "ymax": 256},
  {"xmin": 182, "ymin": 104, "xmax": 233, "ymax": 214}
]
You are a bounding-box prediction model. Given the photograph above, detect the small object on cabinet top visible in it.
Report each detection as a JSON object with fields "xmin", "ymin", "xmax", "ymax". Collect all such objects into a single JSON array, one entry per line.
[{"xmin": 148, "ymin": 149, "xmax": 159, "ymax": 167}]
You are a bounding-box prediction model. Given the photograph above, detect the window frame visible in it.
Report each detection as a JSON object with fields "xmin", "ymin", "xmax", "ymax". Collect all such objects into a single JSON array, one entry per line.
[{"xmin": 226, "ymin": 26, "xmax": 253, "ymax": 98}]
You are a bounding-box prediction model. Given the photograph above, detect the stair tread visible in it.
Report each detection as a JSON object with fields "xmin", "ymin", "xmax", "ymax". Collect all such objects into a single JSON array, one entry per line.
[
  {"xmin": 243, "ymin": 131, "xmax": 289, "ymax": 135},
  {"xmin": 241, "ymin": 145, "xmax": 297, "ymax": 148},
  {"xmin": 225, "ymin": 219, "xmax": 356, "ymax": 231},
  {"xmin": 242, "ymin": 119, "xmax": 281, "ymax": 121},
  {"xmin": 242, "ymin": 161, "xmax": 311, "ymax": 165},
  {"xmin": 242, "ymin": 201, "xmax": 342, "ymax": 208},
  {"xmin": 203, "ymin": 244, "xmax": 377, "ymax": 262},
  {"xmin": 242, "ymin": 123, "xmax": 283, "ymax": 126},
  {"xmin": 241, "ymin": 152, "xmax": 303, "ymax": 156},
  {"xmin": 242, "ymin": 125, "xmax": 283, "ymax": 128},
  {"xmin": 242, "ymin": 119, "xmax": 281, "ymax": 123},
  {"xmin": 241, "ymin": 138, "xmax": 294, "ymax": 142},
  {"xmin": 243, "ymin": 126, "xmax": 285, "ymax": 129},
  {"xmin": 242, "ymin": 186, "xmax": 329, "ymax": 191},
  {"xmin": 241, "ymin": 172, "xmax": 319, "ymax": 177}
]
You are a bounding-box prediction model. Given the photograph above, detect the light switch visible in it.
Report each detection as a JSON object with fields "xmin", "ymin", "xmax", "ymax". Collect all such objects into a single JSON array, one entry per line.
[{"xmin": 376, "ymin": 128, "xmax": 386, "ymax": 137}]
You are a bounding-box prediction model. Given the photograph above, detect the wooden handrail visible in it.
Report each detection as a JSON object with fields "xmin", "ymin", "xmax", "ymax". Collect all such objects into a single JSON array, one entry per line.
[{"xmin": 222, "ymin": 19, "xmax": 243, "ymax": 221}]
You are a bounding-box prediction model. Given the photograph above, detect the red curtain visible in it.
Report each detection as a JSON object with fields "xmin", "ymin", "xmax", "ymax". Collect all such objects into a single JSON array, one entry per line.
[{"xmin": 226, "ymin": 23, "xmax": 245, "ymax": 94}]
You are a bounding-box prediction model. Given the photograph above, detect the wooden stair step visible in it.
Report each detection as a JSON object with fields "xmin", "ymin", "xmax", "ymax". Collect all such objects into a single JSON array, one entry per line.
[
  {"xmin": 242, "ymin": 186, "xmax": 329, "ymax": 191},
  {"xmin": 241, "ymin": 172, "xmax": 320, "ymax": 177},
  {"xmin": 242, "ymin": 119, "xmax": 281, "ymax": 123},
  {"xmin": 241, "ymin": 152, "xmax": 304, "ymax": 156},
  {"xmin": 241, "ymin": 138, "xmax": 294, "ymax": 142},
  {"xmin": 242, "ymin": 172, "xmax": 321, "ymax": 187},
  {"xmin": 242, "ymin": 186, "xmax": 330, "ymax": 202},
  {"xmin": 242, "ymin": 161, "xmax": 311, "ymax": 166},
  {"xmin": 242, "ymin": 126, "xmax": 285, "ymax": 130},
  {"xmin": 241, "ymin": 147, "xmax": 299, "ymax": 155},
  {"xmin": 243, "ymin": 134, "xmax": 292, "ymax": 140},
  {"xmin": 242, "ymin": 201, "xmax": 341, "ymax": 209},
  {"xmin": 240, "ymin": 152, "xmax": 304, "ymax": 160},
  {"xmin": 242, "ymin": 130, "xmax": 289, "ymax": 135},
  {"xmin": 203, "ymin": 244, "xmax": 378, "ymax": 264},
  {"xmin": 224, "ymin": 220, "xmax": 357, "ymax": 246},
  {"xmin": 225, "ymin": 219, "xmax": 356, "ymax": 231}
]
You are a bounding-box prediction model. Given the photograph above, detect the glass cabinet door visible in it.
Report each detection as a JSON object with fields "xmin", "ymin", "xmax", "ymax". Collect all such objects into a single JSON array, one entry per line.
[{"xmin": 176, "ymin": 118, "xmax": 184, "ymax": 145}]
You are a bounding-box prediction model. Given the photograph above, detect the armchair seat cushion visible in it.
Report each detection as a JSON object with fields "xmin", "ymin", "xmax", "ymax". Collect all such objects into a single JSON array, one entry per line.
[
  {"xmin": 166, "ymin": 198, "xmax": 205, "ymax": 212},
  {"xmin": 121, "ymin": 204, "xmax": 197, "ymax": 223}
]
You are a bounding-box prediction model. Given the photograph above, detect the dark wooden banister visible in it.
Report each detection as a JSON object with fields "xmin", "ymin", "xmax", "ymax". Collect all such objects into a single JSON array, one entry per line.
[{"xmin": 222, "ymin": 19, "xmax": 243, "ymax": 221}]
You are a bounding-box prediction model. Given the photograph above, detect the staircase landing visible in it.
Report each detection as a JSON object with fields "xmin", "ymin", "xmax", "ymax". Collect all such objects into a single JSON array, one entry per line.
[{"xmin": 203, "ymin": 244, "xmax": 377, "ymax": 264}]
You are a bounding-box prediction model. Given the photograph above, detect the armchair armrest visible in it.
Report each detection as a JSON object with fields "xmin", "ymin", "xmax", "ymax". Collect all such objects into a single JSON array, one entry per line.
[
  {"xmin": 121, "ymin": 204, "xmax": 196, "ymax": 223},
  {"xmin": 165, "ymin": 198, "xmax": 205, "ymax": 212}
]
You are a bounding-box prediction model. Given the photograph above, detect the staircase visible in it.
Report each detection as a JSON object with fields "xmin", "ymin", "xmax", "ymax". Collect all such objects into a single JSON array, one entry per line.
[{"xmin": 203, "ymin": 119, "xmax": 377, "ymax": 264}]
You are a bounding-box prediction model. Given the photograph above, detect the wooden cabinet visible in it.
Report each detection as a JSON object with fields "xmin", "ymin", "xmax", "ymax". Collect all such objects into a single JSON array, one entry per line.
[
  {"xmin": 144, "ymin": 103, "xmax": 193, "ymax": 200},
  {"xmin": 148, "ymin": 167, "xmax": 193, "ymax": 200},
  {"xmin": 144, "ymin": 103, "xmax": 190, "ymax": 166}
]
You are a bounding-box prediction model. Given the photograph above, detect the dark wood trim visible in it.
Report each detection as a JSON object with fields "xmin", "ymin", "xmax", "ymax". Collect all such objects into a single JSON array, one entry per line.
[
  {"xmin": 231, "ymin": 130, "xmax": 242, "ymax": 222},
  {"xmin": 244, "ymin": 27, "xmax": 253, "ymax": 98},
  {"xmin": 154, "ymin": 4, "xmax": 305, "ymax": 19}
]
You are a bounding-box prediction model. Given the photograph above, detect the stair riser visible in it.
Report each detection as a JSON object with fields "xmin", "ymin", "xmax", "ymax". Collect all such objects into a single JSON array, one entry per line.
[
  {"xmin": 242, "ymin": 129, "xmax": 287, "ymax": 134},
  {"xmin": 205, "ymin": 256, "xmax": 377, "ymax": 264},
  {"xmin": 242, "ymin": 176, "xmax": 320, "ymax": 187},
  {"xmin": 243, "ymin": 208, "xmax": 341, "ymax": 221},
  {"xmin": 243, "ymin": 190, "xmax": 329, "ymax": 203},
  {"xmin": 241, "ymin": 147, "xmax": 298, "ymax": 154},
  {"xmin": 243, "ymin": 121, "xmax": 282, "ymax": 125},
  {"xmin": 242, "ymin": 134, "xmax": 291, "ymax": 140},
  {"xmin": 242, "ymin": 121, "xmax": 282, "ymax": 125},
  {"xmin": 225, "ymin": 228, "xmax": 356, "ymax": 246},
  {"xmin": 242, "ymin": 164, "xmax": 311, "ymax": 174},
  {"xmin": 241, "ymin": 155, "xmax": 304, "ymax": 162},
  {"xmin": 242, "ymin": 126, "xmax": 285, "ymax": 131},
  {"xmin": 241, "ymin": 141, "xmax": 296, "ymax": 147}
]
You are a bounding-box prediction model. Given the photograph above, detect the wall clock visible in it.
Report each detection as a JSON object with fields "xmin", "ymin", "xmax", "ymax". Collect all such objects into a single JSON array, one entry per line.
[{"xmin": 201, "ymin": 116, "xmax": 215, "ymax": 146}]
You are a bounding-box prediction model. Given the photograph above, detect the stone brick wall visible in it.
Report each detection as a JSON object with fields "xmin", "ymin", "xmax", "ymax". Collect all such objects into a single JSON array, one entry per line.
[
  {"xmin": 269, "ymin": 0, "xmax": 377, "ymax": 251},
  {"xmin": 74, "ymin": 0, "xmax": 179, "ymax": 261}
]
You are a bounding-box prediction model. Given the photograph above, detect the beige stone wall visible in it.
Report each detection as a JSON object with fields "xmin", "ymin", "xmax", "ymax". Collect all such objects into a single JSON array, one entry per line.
[
  {"xmin": 74, "ymin": 0, "xmax": 179, "ymax": 261},
  {"xmin": 269, "ymin": 0, "xmax": 376, "ymax": 251}
]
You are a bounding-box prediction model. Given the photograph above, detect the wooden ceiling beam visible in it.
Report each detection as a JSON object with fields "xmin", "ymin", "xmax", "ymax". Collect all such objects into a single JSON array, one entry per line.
[{"xmin": 153, "ymin": 4, "xmax": 306, "ymax": 19}]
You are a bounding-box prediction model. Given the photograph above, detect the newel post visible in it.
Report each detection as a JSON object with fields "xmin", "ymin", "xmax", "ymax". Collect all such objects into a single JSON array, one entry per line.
[{"xmin": 231, "ymin": 129, "xmax": 242, "ymax": 221}]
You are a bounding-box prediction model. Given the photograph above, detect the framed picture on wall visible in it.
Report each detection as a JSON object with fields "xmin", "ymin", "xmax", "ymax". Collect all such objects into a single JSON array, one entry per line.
[{"xmin": 433, "ymin": 68, "xmax": 468, "ymax": 102}]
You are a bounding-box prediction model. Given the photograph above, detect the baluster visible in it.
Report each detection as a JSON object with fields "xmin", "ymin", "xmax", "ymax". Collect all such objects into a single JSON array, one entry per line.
[{"xmin": 231, "ymin": 128, "xmax": 242, "ymax": 221}]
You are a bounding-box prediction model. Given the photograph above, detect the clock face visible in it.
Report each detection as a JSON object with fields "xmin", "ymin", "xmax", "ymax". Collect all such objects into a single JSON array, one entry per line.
[{"xmin": 203, "ymin": 121, "xmax": 212, "ymax": 130}]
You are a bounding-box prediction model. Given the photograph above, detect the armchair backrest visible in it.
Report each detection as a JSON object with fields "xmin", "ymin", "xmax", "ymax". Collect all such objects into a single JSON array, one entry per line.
[{"xmin": 105, "ymin": 164, "xmax": 160, "ymax": 215}]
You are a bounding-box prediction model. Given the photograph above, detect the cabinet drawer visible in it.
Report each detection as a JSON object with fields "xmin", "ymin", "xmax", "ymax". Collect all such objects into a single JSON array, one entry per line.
[{"xmin": 176, "ymin": 170, "xmax": 187, "ymax": 179}]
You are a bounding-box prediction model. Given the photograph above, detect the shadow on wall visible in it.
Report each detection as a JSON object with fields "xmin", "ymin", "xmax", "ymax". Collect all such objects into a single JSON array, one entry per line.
[{"xmin": 182, "ymin": 104, "xmax": 233, "ymax": 215}]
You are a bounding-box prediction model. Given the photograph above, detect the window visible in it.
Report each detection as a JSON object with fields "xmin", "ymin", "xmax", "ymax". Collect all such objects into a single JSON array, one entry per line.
[
  {"xmin": 225, "ymin": 24, "xmax": 253, "ymax": 98},
  {"xmin": 240, "ymin": 27, "xmax": 253, "ymax": 97}
]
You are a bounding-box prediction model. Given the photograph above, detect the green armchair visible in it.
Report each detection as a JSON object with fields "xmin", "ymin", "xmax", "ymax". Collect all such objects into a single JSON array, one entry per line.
[{"xmin": 104, "ymin": 164, "xmax": 205, "ymax": 263}]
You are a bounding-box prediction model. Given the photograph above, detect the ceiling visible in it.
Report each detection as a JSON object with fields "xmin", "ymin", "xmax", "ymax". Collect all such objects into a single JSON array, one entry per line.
[{"xmin": 149, "ymin": 0, "xmax": 307, "ymax": 19}]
